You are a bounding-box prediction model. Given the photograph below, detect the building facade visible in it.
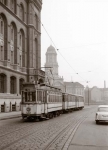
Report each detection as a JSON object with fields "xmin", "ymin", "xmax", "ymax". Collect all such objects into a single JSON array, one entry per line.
[
  {"xmin": 64, "ymin": 82, "xmax": 84, "ymax": 96},
  {"xmin": 0, "ymin": 0, "xmax": 44, "ymax": 112},
  {"xmin": 85, "ymin": 81, "xmax": 108, "ymax": 104},
  {"xmin": 45, "ymin": 45, "xmax": 65, "ymax": 91},
  {"xmin": 45, "ymin": 45, "xmax": 84, "ymax": 95}
]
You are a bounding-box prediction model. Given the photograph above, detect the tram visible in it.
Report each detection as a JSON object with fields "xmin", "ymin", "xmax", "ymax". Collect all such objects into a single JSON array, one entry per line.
[{"xmin": 21, "ymin": 82, "xmax": 84, "ymax": 120}]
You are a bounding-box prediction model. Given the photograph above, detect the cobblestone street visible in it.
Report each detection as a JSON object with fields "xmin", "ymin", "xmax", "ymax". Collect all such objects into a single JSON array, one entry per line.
[{"xmin": 0, "ymin": 106, "xmax": 96, "ymax": 150}]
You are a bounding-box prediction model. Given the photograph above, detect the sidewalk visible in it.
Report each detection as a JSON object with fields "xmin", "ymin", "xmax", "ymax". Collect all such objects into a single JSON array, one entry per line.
[{"xmin": 0, "ymin": 111, "xmax": 21, "ymax": 120}]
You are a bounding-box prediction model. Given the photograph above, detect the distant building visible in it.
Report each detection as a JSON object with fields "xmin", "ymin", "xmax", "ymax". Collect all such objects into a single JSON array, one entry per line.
[
  {"xmin": 45, "ymin": 45, "xmax": 84, "ymax": 94},
  {"xmin": 64, "ymin": 82, "xmax": 84, "ymax": 96},
  {"xmin": 45, "ymin": 45, "xmax": 65, "ymax": 91},
  {"xmin": 85, "ymin": 81, "xmax": 108, "ymax": 104}
]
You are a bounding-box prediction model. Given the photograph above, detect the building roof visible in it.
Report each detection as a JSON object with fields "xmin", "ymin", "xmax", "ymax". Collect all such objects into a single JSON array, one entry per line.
[
  {"xmin": 64, "ymin": 82, "xmax": 84, "ymax": 87},
  {"xmin": 46, "ymin": 45, "xmax": 57, "ymax": 54}
]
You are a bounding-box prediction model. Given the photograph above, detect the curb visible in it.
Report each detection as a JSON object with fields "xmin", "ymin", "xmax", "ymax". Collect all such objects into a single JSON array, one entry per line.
[{"xmin": 0, "ymin": 115, "xmax": 21, "ymax": 120}]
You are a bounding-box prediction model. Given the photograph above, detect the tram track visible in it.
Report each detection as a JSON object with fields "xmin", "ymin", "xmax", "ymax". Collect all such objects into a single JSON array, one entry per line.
[
  {"xmin": 62, "ymin": 116, "xmax": 87, "ymax": 150},
  {"xmin": 42, "ymin": 114, "xmax": 90, "ymax": 150},
  {"xmin": 0, "ymin": 114, "xmax": 80, "ymax": 150},
  {"xmin": 0, "ymin": 108, "xmax": 95, "ymax": 150},
  {"xmin": 0, "ymin": 109, "xmax": 87, "ymax": 138}
]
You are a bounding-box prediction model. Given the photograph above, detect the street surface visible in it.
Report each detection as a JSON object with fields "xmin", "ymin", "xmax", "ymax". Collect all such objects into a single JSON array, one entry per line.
[{"xmin": 0, "ymin": 105, "xmax": 108, "ymax": 150}]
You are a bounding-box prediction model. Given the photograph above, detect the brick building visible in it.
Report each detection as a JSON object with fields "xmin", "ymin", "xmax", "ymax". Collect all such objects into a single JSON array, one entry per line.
[{"xmin": 0, "ymin": 0, "xmax": 44, "ymax": 112}]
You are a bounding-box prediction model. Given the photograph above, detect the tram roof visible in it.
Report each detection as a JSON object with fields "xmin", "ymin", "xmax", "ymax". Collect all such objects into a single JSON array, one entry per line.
[{"xmin": 40, "ymin": 83, "xmax": 61, "ymax": 91}]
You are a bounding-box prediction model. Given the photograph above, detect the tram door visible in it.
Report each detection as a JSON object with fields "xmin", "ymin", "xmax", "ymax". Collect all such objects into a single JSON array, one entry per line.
[{"xmin": 37, "ymin": 90, "xmax": 46, "ymax": 113}]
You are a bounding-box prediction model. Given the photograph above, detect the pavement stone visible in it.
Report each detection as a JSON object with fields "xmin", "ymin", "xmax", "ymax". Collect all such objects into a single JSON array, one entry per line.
[{"xmin": 0, "ymin": 106, "xmax": 96, "ymax": 150}]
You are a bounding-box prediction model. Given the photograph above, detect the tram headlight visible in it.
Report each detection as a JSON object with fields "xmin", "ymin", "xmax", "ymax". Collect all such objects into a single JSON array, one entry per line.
[{"xmin": 26, "ymin": 107, "xmax": 31, "ymax": 112}]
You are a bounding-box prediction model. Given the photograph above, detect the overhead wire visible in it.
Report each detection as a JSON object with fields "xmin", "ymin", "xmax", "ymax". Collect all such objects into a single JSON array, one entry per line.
[{"xmin": 30, "ymin": 3, "xmax": 89, "ymax": 84}]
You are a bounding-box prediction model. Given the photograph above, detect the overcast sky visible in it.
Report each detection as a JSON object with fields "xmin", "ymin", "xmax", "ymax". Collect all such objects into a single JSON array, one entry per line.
[{"xmin": 41, "ymin": 0, "xmax": 108, "ymax": 88}]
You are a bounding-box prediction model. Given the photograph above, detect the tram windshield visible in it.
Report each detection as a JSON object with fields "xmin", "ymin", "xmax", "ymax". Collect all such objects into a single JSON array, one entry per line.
[{"xmin": 22, "ymin": 91, "xmax": 36, "ymax": 102}]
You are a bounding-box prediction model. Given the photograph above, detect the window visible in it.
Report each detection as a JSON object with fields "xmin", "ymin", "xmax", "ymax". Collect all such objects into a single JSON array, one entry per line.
[
  {"xmin": 10, "ymin": 22, "xmax": 17, "ymax": 65},
  {"xmin": 98, "ymin": 107, "xmax": 108, "ymax": 112},
  {"xmin": 20, "ymin": 34, "xmax": 21, "ymax": 46},
  {"xmin": 10, "ymin": 0, "xmax": 16, "ymax": 14},
  {"xmin": 10, "ymin": 51, "xmax": 14, "ymax": 64},
  {"xmin": 19, "ymin": 4, "xmax": 24, "ymax": 21},
  {"xmin": 4, "ymin": 0, "xmax": 7, "ymax": 5},
  {"xmin": 11, "ymin": 25, "xmax": 14, "ymax": 41},
  {"xmin": 0, "ymin": 14, "xmax": 7, "ymax": 60},
  {"xmin": 0, "ymin": 46, "xmax": 4, "ymax": 60},
  {"xmin": 19, "ymin": 78, "xmax": 24, "ymax": 94},
  {"xmin": 1, "ymin": 21, "xmax": 3, "ymax": 34},
  {"xmin": 19, "ymin": 29, "xmax": 25, "ymax": 67},
  {"xmin": 10, "ymin": 76, "xmax": 16, "ymax": 94},
  {"xmin": 0, "ymin": 16, "xmax": 4, "ymax": 34},
  {"xmin": 19, "ymin": 55, "xmax": 21, "ymax": 66},
  {"xmin": 23, "ymin": 92, "xmax": 36, "ymax": 102},
  {"xmin": 0, "ymin": 74, "xmax": 6, "ymax": 93},
  {"xmin": 1, "ymin": 0, "xmax": 7, "ymax": 5}
]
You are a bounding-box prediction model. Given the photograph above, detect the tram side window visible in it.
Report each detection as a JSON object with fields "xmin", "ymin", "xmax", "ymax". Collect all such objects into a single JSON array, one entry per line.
[
  {"xmin": 49, "ymin": 94, "xmax": 50, "ymax": 102},
  {"xmin": 25, "ymin": 92, "xmax": 31, "ymax": 102},
  {"xmin": 70, "ymin": 95, "xmax": 71, "ymax": 102},
  {"xmin": 24, "ymin": 92, "xmax": 36, "ymax": 102},
  {"xmin": 22, "ymin": 91, "xmax": 25, "ymax": 103},
  {"xmin": 32, "ymin": 92, "xmax": 36, "ymax": 102},
  {"xmin": 59, "ymin": 94, "xmax": 61, "ymax": 102},
  {"xmin": 43, "ymin": 92, "xmax": 46, "ymax": 102},
  {"xmin": 37, "ymin": 91, "xmax": 42, "ymax": 102},
  {"xmin": 72, "ymin": 96, "xmax": 74, "ymax": 102}
]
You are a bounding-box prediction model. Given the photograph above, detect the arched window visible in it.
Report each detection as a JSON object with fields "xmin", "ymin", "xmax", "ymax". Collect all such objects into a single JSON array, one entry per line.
[
  {"xmin": 10, "ymin": 22, "xmax": 17, "ymax": 64},
  {"xmin": 10, "ymin": 76, "xmax": 16, "ymax": 94},
  {"xmin": 10, "ymin": 0, "xmax": 16, "ymax": 14},
  {"xmin": 0, "ymin": 15, "xmax": 4, "ymax": 61},
  {"xmin": 1, "ymin": 0, "xmax": 7, "ymax": 5},
  {"xmin": 0, "ymin": 20, "xmax": 3, "ymax": 34},
  {"xmin": 10, "ymin": 24, "xmax": 14, "ymax": 64},
  {"xmin": 11, "ymin": 25, "xmax": 14, "ymax": 41},
  {"xmin": 0, "ymin": 14, "xmax": 7, "ymax": 60},
  {"xmin": 19, "ymin": 78, "xmax": 24, "ymax": 94},
  {"xmin": 19, "ymin": 4, "xmax": 24, "ymax": 21},
  {"xmin": 4, "ymin": 0, "xmax": 7, "ymax": 5},
  {"xmin": 0, "ymin": 73, "xmax": 6, "ymax": 93},
  {"xmin": 19, "ymin": 29, "xmax": 25, "ymax": 67},
  {"xmin": 19, "ymin": 29, "xmax": 26, "ymax": 67}
]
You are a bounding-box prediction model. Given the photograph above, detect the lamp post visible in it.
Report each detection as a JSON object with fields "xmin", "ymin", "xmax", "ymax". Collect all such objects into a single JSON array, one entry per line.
[
  {"xmin": 88, "ymin": 87, "xmax": 89, "ymax": 106},
  {"xmin": 86, "ymin": 81, "xmax": 90, "ymax": 106}
]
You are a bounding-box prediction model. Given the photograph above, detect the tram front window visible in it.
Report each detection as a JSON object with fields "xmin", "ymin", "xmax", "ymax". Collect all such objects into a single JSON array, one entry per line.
[{"xmin": 22, "ymin": 91, "xmax": 36, "ymax": 102}]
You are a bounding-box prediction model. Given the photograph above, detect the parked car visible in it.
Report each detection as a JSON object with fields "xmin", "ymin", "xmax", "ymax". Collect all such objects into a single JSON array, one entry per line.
[{"xmin": 95, "ymin": 105, "xmax": 108, "ymax": 124}]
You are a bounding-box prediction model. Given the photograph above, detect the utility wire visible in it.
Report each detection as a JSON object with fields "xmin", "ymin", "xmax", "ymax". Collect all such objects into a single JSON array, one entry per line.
[{"xmin": 30, "ymin": 3, "xmax": 88, "ymax": 83}]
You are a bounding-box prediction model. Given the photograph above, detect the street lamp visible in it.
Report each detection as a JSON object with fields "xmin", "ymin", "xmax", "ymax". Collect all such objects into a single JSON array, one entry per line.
[
  {"xmin": 88, "ymin": 87, "xmax": 89, "ymax": 106},
  {"xmin": 86, "ymin": 81, "xmax": 90, "ymax": 106}
]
